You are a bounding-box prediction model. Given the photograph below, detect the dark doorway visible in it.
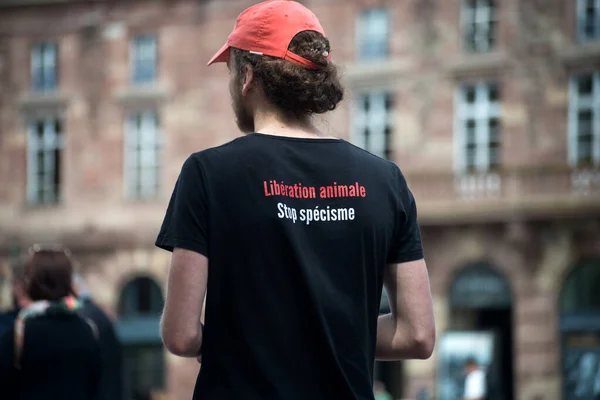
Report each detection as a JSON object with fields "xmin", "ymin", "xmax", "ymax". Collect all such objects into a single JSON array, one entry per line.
[
  {"xmin": 442, "ymin": 263, "xmax": 514, "ymax": 400},
  {"xmin": 476, "ymin": 308, "xmax": 514, "ymax": 400}
]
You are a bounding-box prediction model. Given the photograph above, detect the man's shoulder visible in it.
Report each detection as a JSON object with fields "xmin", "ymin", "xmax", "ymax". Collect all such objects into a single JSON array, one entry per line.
[
  {"xmin": 190, "ymin": 135, "xmax": 257, "ymax": 159},
  {"xmin": 185, "ymin": 135, "xmax": 404, "ymax": 182}
]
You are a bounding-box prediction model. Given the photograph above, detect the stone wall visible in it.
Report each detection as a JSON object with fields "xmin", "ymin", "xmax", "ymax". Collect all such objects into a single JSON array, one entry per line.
[
  {"xmin": 1, "ymin": 1, "xmax": 599, "ymax": 399},
  {"xmin": 402, "ymin": 220, "xmax": 600, "ymax": 400}
]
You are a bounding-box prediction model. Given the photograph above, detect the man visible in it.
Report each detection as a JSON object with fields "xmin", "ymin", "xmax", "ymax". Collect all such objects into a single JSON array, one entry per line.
[
  {"xmin": 463, "ymin": 357, "xmax": 487, "ymax": 400},
  {"xmin": 73, "ymin": 273, "xmax": 124, "ymax": 400},
  {"xmin": 156, "ymin": 1, "xmax": 435, "ymax": 399}
]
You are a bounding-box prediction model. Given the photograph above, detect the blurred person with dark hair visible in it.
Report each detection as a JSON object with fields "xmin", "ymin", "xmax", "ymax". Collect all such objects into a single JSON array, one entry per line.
[
  {"xmin": 156, "ymin": 1, "xmax": 435, "ymax": 399},
  {"xmin": 463, "ymin": 357, "xmax": 487, "ymax": 400},
  {"xmin": 0, "ymin": 245, "xmax": 102, "ymax": 400},
  {"xmin": 73, "ymin": 272, "xmax": 124, "ymax": 400}
]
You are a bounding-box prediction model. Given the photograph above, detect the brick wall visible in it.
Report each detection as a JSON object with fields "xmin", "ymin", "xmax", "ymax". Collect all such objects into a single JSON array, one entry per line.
[{"xmin": 1, "ymin": 1, "xmax": 599, "ymax": 399}]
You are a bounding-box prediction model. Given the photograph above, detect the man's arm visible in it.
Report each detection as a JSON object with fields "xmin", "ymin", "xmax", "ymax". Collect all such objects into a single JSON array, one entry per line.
[
  {"xmin": 161, "ymin": 248, "xmax": 208, "ymax": 357},
  {"xmin": 376, "ymin": 258, "xmax": 435, "ymax": 360}
]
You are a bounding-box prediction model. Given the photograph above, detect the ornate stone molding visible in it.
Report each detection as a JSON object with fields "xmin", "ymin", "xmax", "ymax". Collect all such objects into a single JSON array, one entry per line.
[
  {"xmin": 445, "ymin": 51, "xmax": 509, "ymax": 80},
  {"xmin": 558, "ymin": 42, "xmax": 600, "ymax": 69},
  {"xmin": 17, "ymin": 92, "xmax": 70, "ymax": 118},
  {"xmin": 114, "ymin": 84, "xmax": 169, "ymax": 111},
  {"xmin": 342, "ymin": 59, "xmax": 413, "ymax": 89}
]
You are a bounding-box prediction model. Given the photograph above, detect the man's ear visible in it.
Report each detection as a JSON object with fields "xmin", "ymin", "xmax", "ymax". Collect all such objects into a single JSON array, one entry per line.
[{"xmin": 241, "ymin": 65, "xmax": 254, "ymax": 96}]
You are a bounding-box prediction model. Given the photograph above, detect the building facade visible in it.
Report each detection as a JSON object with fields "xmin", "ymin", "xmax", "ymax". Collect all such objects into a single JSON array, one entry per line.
[{"xmin": 0, "ymin": 0, "xmax": 599, "ymax": 399}]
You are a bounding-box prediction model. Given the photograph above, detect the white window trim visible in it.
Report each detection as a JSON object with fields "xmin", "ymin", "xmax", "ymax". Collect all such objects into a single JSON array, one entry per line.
[
  {"xmin": 352, "ymin": 91, "xmax": 393, "ymax": 159},
  {"xmin": 577, "ymin": 0, "xmax": 600, "ymax": 42},
  {"xmin": 124, "ymin": 111, "xmax": 162, "ymax": 200},
  {"xmin": 356, "ymin": 8, "xmax": 390, "ymax": 61},
  {"xmin": 27, "ymin": 118, "xmax": 63, "ymax": 204},
  {"xmin": 130, "ymin": 35, "xmax": 157, "ymax": 84},
  {"xmin": 455, "ymin": 82, "xmax": 501, "ymax": 173},
  {"xmin": 568, "ymin": 73, "xmax": 600, "ymax": 167},
  {"xmin": 31, "ymin": 42, "xmax": 57, "ymax": 92},
  {"xmin": 461, "ymin": 0, "xmax": 496, "ymax": 52}
]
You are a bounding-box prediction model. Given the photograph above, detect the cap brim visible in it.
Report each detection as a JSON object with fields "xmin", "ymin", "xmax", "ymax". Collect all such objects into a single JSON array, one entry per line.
[{"xmin": 207, "ymin": 43, "xmax": 231, "ymax": 66}]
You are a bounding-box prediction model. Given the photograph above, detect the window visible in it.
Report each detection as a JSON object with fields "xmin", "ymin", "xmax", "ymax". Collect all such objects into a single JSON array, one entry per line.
[
  {"xmin": 462, "ymin": 0, "xmax": 497, "ymax": 52},
  {"xmin": 31, "ymin": 42, "xmax": 58, "ymax": 92},
  {"xmin": 27, "ymin": 118, "xmax": 63, "ymax": 204},
  {"xmin": 356, "ymin": 8, "xmax": 389, "ymax": 61},
  {"xmin": 569, "ymin": 73, "xmax": 600, "ymax": 167},
  {"xmin": 456, "ymin": 82, "xmax": 501, "ymax": 172},
  {"xmin": 131, "ymin": 35, "xmax": 157, "ymax": 84},
  {"xmin": 353, "ymin": 92, "xmax": 394, "ymax": 159},
  {"xmin": 561, "ymin": 260, "xmax": 600, "ymax": 315},
  {"xmin": 119, "ymin": 277, "xmax": 163, "ymax": 317},
  {"xmin": 559, "ymin": 260, "xmax": 600, "ymax": 400},
  {"xmin": 578, "ymin": 0, "xmax": 600, "ymax": 42},
  {"xmin": 125, "ymin": 111, "xmax": 161, "ymax": 200}
]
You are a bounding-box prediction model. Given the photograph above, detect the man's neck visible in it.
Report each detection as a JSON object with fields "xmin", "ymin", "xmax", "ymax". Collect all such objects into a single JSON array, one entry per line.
[{"xmin": 253, "ymin": 109, "xmax": 335, "ymax": 139}]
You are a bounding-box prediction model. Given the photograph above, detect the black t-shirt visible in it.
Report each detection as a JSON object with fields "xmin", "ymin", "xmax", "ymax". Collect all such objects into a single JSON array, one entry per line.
[
  {"xmin": 156, "ymin": 133, "xmax": 423, "ymax": 400},
  {"xmin": 0, "ymin": 314, "xmax": 102, "ymax": 400}
]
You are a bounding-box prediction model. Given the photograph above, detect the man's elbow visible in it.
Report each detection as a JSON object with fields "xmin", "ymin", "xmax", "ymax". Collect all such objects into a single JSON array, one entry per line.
[
  {"xmin": 412, "ymin": 326, "xmax": 436, "ymax": 359},
  {"xmin": 161, "ymin": 326, "xmax": 201, "ymax": 357}
]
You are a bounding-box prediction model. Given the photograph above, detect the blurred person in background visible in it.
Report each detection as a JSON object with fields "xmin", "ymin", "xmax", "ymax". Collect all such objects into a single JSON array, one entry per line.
[
  {"xmin": 373, "ymin": 380, "xmax": 393, "ymax": 400},
  {"xmin": 0, "ymin": 265, "xmax": 12, "ymax": 335},
  {"xmin": 0, "ymin": 245, "xmax": 102, "ymax": 399},
  {"xmin": 0, "ymin": 310, "xmax": 14, "ymax": 337},
  {"xmin": 0, "ymin": 261, "xmax": 31, "ymax": 338},
  {"xmin": 155, "ymin": 1, "xmax": 435, "ymax": 399},
  {"xmin": 73, "ymin": 272, "xmax": 124, "ymax": 400},
  {"xmin": 463, "ymin": 357, "xmax": 487, "ymax": 400}
]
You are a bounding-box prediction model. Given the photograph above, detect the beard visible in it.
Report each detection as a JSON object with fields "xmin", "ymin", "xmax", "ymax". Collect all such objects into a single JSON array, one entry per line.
[{"xmin": 231, "ymin": 77, "xmax": 255, "ymax": 134}]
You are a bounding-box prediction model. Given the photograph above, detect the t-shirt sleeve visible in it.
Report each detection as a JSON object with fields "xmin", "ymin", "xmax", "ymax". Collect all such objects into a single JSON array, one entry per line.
[
  {"xmin": 155, "ymin": 155, "xmax": 209, "ymax": 256},
  {"xmin": 386, "ymin": 168, "xmax": 424, "ymax": 264}
]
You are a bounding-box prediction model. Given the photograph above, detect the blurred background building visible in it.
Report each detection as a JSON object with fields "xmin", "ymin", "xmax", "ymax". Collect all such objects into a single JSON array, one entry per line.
[{"xmin": 0, "ymin": 0, "xmax": 599, "ymax": 399}]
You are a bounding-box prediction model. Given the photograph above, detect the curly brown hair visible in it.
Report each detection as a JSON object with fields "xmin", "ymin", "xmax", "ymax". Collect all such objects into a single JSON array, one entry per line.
[{"xmin": 231, "ymin": 30, "xmax": 344, "ymax": 118}]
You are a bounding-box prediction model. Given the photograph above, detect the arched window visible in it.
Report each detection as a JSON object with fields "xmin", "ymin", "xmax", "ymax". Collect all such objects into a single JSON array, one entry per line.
[
  {"xmin": 560, "ymin": 260, "xmax": 600, "ymax": 315},
  {"xmin": 117, "ymin": 276, "xmax": 166, "ymax": 400},
  {"xmin": 119, "ymin": 276, "xmax": 163, "ymax": 317},
  {"xmin": 559, "ymin": 259, "xmax": 600, "ymax": 400}
]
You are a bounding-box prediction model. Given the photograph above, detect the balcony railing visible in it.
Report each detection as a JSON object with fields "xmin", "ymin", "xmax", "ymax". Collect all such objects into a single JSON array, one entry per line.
[{"xmin": 406, "ymin": 166, "xmax": 600, "ymax": 224}]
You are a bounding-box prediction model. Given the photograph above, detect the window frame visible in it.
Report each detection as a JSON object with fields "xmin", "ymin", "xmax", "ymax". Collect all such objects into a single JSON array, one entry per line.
[
  {"xmin": 461, "ymin": 0, "xmax": 497, "ymax": 53},
  {"xmin": 577, "ymin": 0, "xmax": 600, "ymax": 43},
  {"xmin": 356, "ymin": 7, "xmax": 390, "ymax": 61},
  {"xmin": 130, "ymin": 34, "xmax": 158, "ymax": 84},
  {"xmin": 124, "ymin": 110, "xmax": 162, "ymax": 200},
  {"xmin": 27, "ymin": 117, "xmax": 64, "ymax": 205},
  {"xmin": 454, "ymin": 81, "xmax": 502, "ymax": 173},
  {"xmin": 30, "ymin": 42, "xmax": 58, "ymax": 92},
  {"xmin": 568, "ymin": 72, "xmax": 600, "ymax": 167},
  {"xmin": 352, "ymin": 90, "xmax": 394, "ymax": 160}
]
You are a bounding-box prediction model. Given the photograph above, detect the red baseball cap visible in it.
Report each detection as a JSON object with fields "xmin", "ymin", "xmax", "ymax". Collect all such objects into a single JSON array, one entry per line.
[{"xmin": 207, "ymin": 0, "xmax": 331, "ymax": 70}]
